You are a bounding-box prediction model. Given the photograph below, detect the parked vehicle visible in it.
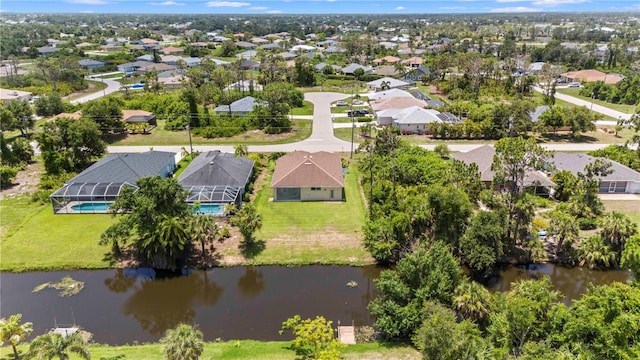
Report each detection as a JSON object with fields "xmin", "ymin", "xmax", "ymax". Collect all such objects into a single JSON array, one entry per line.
[
  {"xmin": 336, "ymin": 100, "xmax": 348, "ymax": 106},
  {"xmin": 348, "ymin": 109, "xmax": 369, "ymax": 117},
  {"xmin": 568, "ymin": 82, "xmax": 581, "ymax": 88}
]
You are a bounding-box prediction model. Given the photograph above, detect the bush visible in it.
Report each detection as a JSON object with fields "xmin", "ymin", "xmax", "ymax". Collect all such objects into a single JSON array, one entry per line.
[
  {"xmin": 0, "ymin": 165, "xmax": 18, "ymax": 188},
  {"xmin": 578, "ymin": 218, "xmax": 598, "ymax": 230}
]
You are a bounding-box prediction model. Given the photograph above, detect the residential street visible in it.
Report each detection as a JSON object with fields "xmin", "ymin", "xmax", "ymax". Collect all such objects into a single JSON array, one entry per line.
[
  {"xmin": 533, "ymin": 86, "xmax": 633, "ymax": 121},
  {"xmin": 107, "ymin": 92, "xmax": 628, "ymax": 156},
  {"xmin": 70, "ymin": 76, "xmax": 122, "ymax": 105}
]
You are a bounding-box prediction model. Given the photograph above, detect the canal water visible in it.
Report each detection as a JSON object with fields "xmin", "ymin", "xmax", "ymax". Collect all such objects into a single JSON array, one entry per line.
[{"xmin": 0, "ymin": 264, "xmax": 632, "ymax": 345}]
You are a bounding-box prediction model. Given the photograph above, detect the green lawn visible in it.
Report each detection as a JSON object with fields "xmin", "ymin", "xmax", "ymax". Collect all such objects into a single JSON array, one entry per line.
[
  {"xmin": 106, "ymin": 120, "xmax": 312, "ymax": 146},
  {"xmin": 64, "ymin": 80, "xmax": 108, "ymax": 101},
  {"xmin": 557, "ymin": 88, "xmax": 637, "ymax": 114},
  {"xmin": 247, "ymin": 162, "xmax": 372, "ymax": 265},
  {"xmin": 290, "ymin": 101, "xmax": 314, "ymax": 116},
  {"xmin": 603, "ymin": 200, "xmax": 640, "ymax": 226},
  {"xmin": 0, "ymin": 195, "xmax": 114, "ymax": 271},
  {"xmin": 1, "ymin": 341, "xmax": 419, "ymax": 360}
]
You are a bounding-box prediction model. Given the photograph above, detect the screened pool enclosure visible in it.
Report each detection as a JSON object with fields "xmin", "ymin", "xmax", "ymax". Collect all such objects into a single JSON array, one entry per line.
[
  {"xmin": 183, "ymin": 185, "xmax": 242, "ymax": 207},
  {"xmin": 51, "ymin": 182, "xmax": 138, "ymax": 214}
]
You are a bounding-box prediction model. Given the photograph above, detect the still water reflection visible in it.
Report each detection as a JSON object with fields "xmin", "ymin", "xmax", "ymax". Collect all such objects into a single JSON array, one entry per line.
[
  {"xmin": 0, "ymin": 264, "xmax": 632, "ymax": 345},
  {"xmin": 0, "ymin": 266, "xmax": 381, "ymax": 345},
  {"xmin": 487, "ymin": 263, "xmax": 632, "ymax": 305}
]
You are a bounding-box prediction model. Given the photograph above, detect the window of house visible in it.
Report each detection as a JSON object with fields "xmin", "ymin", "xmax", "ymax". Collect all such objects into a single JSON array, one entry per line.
[{"xmin": 311, "ymin": 187, "xmax": 321, "ymax": 191}]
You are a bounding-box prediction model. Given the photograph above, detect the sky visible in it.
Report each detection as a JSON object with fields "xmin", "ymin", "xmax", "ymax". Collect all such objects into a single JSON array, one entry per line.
[{"xmin": 1, "ymin": 0, "xmax": 639, "ymax": 15}]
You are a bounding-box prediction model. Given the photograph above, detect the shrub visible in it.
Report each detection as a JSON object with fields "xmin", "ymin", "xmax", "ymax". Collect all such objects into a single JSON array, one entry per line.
[
  {"xmin": 0, "ymin": 165, "xmax": 18, "ymax": 188},
  {"xmin": 578, "ymin": 218, "xmax": 598, "ymax": 230}
]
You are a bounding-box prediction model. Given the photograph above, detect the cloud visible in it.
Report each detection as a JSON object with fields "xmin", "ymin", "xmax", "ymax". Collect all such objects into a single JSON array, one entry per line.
[
  {"xmin": 249, "ymin": 5, "xmax": 267, "ymax": 9},
  {"xmin": 149, "ymin": 1, "xmax": 184, "ymax": 5},
  {"xmin": 326, "ymin": 0, "xmax": 336, "ymax": 2},
  {"xmin": 491, "ymin": 6, "xmax": 541, "ymax": 12},
  {"xmin": 268, "ymin": 10, "xmax": 283, "ymax": 13},
  {"xmin": 396, "ymin": 6, "xmax": 405, "ymax": 10},
  {"xmin": 66, "ymin": 0, "xmax": 108, "ymax": 4},
  {"xmin": 206, "ymin": 1, "xmax": 250, "ymax": 7}
]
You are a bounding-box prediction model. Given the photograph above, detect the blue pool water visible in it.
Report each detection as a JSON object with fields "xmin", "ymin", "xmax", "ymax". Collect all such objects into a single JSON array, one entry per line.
[
  {"xmin": 71, "ymin": 202, "xmax": 113, "ymax": 212},
  {"xmin": 131, "ymin": 84, "xmax": 144, "ymax": 89},
  {"xmin": 193, "ymin": 204, "xmax": 224, "ymax": 216}
]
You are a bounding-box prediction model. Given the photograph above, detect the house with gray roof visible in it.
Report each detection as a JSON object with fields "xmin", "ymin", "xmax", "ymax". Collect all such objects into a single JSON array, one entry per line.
[
  {"xmin": 261, "ymin": 43, "xmax": 282, "ymax": 51},
  {"xmin": 315, "ymin": 62, "xmax": 342, "ymax": 73},
  {"xmin": 341, "ymin": 63, "xmax": 372, "ymax": 76},
  {"xmin": 366, "ymin": 77, "xmax": 411, "ymax": 92},
  {"xmin": 214, "ymin": 96, "xmax": 265, "ymax": 117},
  {"xmin": 178, "ymin": 151, "xmax": 254, "ymax": 208},
  {"xmin": 78, "ymin": 59, "xmax": 106, "ymax": 70},
  {"xmin": 552, "ymin": 153, "xmax": 640, "ymax": 194},
  {"xmin": 50, "ymin": 151, "xmax": 176, "ymax": 214},
  {"xmin": 452, "ymin": 145, "xmax": 555, "ymax": 196}
]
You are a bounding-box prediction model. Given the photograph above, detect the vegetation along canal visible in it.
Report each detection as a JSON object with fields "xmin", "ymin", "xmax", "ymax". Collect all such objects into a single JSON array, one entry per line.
[{"xmin": 0, "ymin": 265, "xmax": 631, "ymax": 345}]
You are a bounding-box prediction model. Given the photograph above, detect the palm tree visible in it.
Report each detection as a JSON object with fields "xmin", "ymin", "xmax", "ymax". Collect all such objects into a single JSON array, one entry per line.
[
  {"xmin": 141, "ymin": 215, "xmax": 190, "ymax": 270},
  {"xmin": 0, "ymin": 314, "xmax": 33, "ymax": 360},
  {"xmin": 549, "ymin": 211, "xmax": 579, "ymax": 254},
  {"xmin": 600, "ymin": 211, "xmax": 638, "ymax": 252},
  {"xmin": 27, "ymin": 332, "xmax": 90, "ymax": 360},
  {"xmin": 230, "ymin": 204, "xmax": 262, "ymax": 243},
  {"xmin": 160, "ymin": 323, "xmax": 204, "ymax": 360},
  {"xmin": 578, "ymin": 235, "xmax": 617, "ymax": 269},
  {"xmin": 380, "ymin": 80, "xmax": 391, "ymax": 91},
  {"xmin": 190, "ymin": 214, "xmax": 218, "ymax": 259},
  {"xmin": 453, "ymin": 281, "xmax": 491, "ymax": 322}
]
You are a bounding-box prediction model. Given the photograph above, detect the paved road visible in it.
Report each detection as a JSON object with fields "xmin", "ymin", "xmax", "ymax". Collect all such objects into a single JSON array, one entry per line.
[
  {"xmin": 533, "ymin": 86, "xmax": 632, "ymax": 121},
  {"xmin": 71, "ymin": 77, "xmax": 122, "ymax": 105},
  {"xmin": 107, "ymin": 91, "xmax": 628, "ymax": 155}
]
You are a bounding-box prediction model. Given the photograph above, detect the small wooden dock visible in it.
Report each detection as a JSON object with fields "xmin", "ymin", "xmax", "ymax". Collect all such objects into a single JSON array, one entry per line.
[{"xmin": 337, "ymin": 326, "xmax": 356, "ymax": 344}]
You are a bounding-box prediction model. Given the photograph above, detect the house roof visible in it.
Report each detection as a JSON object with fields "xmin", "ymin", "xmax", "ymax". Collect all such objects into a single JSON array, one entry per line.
[
  {"xmin": 178, "ymin": 151, "xmax": 254, "ymax": 187},
  {"xmin": 67, "ymin": 151, "xmax": 176, "ymax": 185},
  {"xmin": 78, "ymin": 59, "xmax": 105, "ymax": 67},
  {"xmin": 552, "ymin": 153, "xmax": 640, "ymax": 182},
  {"xmin": 214, "ymin": 96, "xmax": 265, "ymax": 113},
  {"xmin": 271, "ymin": 151, "xmax": 344, "ymax": 188},
  {"xmin": 372, "ymin": 65, "xmax": 398, "ymax": 77},
  {"xmin": 370, "ymin": 97, "xmax": 428, "ymax": 112},
  {"xmin": 530, "ymin": 105, "xmax": 550, "ymax": 122},
  {"xmin": 561, "ymin": 69, "xmax": 623, "ymax": 84},
  {"xmin": 366, "ymin": 77, "xmax": 410, "ymax": 89},
  {"xmin": 402, "ymin": 57, "xmax": 424, "ymax": 65},
  {"xmin": 452, "ymin": 145, "xmax": 555, "ymax": 187},
  {"xmin": 369, "ymin": 88, "xmax": 414, "ymax": 100},
  {"xmin": 161, "ymin": 46, "xmax": 183, "ymax": 54},
  {"xmin": 236, "ymin": 41, "xmax": 257, "ymax": 48},
  {"xmin": 341, "ymin": 63, "xmax": 372, "ymax": 74},
  {"xmin": 392, "ymin": 107, "xmax": 442, "ymax": 125},
  {"xmin": 121, "ymin": 110, "xmax": 154, "ymax": 122}
]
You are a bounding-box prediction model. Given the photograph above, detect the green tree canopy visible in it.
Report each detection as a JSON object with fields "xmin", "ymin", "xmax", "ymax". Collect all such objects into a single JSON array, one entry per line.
[
  {"xmin": 160, "ymin": 323, "xmax": 204, "ymax": 360},
  {"xmin": 38, "ymin": 117, "xmax": 106, "ymax": 174}
]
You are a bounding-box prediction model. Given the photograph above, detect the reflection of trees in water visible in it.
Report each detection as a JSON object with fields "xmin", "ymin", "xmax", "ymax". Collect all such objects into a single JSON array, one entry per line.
[
  {"xmin": 104, "ymin": 268, "xmax": 136, "ymax": 293},
  {"xmin": 122, "ymin": 271, "xmax": 223, "ymax": 336},
  {"xmin": 237, "ymin": 267, "xmax": 265, "ymax": 299},
  {"xmin": 352, "ymin": 266, "xmax": 381, "ymax": 326}
]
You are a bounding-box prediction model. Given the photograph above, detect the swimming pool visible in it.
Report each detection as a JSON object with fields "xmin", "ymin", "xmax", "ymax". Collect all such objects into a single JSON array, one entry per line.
[
  {"xmin": 71, "ymin": 202, "xmax": 113, "ymax": 212},
  {"xmin": 193, "ymin": 204, "xmax": 225, "ymax": 216},
  {"xmin": 131, "ymin": 83, "xmax": 144, "ymax": 89}
]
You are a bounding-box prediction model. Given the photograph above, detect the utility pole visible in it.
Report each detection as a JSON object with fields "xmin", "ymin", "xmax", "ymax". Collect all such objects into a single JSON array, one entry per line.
[
  {"xmin": 350, "ymin": 86, "xmax": 354, "ymax": 159},
  {"xmin": 186, "ymin": 124, "xmax": 193, "ymax": 154}
]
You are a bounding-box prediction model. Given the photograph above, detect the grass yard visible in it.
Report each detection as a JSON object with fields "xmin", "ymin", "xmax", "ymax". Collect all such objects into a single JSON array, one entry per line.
[
  {"xmin": 247, "ymin": 162, "xmax": 373, "ymax": 265},
  {"xmin": 63, "ymin": 80, "xmax": 108, "ymax": 101},
  {"xmin": 1, "ymin": 341, "xmax": 419, "ymax": 360},
  {"xmin": 603, "ymin": 200, "xmax": 640, "ymax": 226},
  {"xmin": 105, "ymin": 119, "xmax": 312, "ymax": 146},
  {"xmin": 0, "ymin": 195, "xmax": 115, "ymax": 271},
  {"xmin": 290, "ymin": 101, "xmax": 314, "ymax": 116},
  {"xmin": 557, "ymin": 88, "xmax": 637, "ymax": 114}
]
